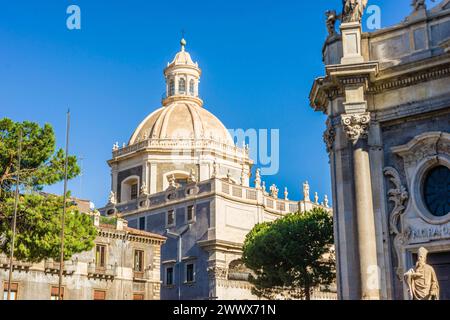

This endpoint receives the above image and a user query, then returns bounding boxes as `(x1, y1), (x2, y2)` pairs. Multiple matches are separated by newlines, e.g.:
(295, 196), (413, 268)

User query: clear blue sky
(0, 0), (433, 207)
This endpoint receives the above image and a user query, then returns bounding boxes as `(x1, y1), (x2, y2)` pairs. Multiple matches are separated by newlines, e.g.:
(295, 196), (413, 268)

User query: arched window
(169, 79), (175, 96)
(189, 80), (195, 96)
(121, 176), (140, 203)
(179, 78), (186, 94)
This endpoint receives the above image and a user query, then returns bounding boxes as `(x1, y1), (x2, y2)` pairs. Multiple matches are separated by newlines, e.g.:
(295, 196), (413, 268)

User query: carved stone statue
(168, 174), (177, 188)
(303, 181), (310, 201)
(108, 191), (117, 205)
(404, 247), (440, 300)
(140, 182), (149, 195)
(324, 194), (329, 208)
(314, 192), (319, 204)
(240, 165), (247, 186)
(189, 169), (197, 183)
(254, 168), (261, 189)
(262, 181), (267, 194)
(212, 161), (219, 178)
(342, 0), (368, 23)
(270, 184), (279, 199)
(326, 10), (338, 37)
(226, 170), (233, 183)
(284, 187), (289, 200)
(412, 0), (426, 11)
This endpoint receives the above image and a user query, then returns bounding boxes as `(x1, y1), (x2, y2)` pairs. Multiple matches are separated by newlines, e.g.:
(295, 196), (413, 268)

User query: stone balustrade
(112, 138), (249, 160)
(105, 177), (331, 218)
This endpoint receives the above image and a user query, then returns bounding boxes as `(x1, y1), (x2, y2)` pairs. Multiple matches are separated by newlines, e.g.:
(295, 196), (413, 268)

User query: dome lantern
(163, 38), (202, 107)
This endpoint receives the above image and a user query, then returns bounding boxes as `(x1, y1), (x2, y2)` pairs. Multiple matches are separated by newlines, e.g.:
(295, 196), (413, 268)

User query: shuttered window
(3, 283), (18, 300)
(96, 245), (106, 268)
(133, 294), (144, 300)
(134, 250), (144, 272)
(93, 290), (106, 300)
(50, 286), (64, 300)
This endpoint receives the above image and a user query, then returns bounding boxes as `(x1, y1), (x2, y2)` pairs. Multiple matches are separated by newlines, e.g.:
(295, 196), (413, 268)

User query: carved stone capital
(207, 266), (227, 280)
(323, 118), (336, 153)
(341, 112), (371, 141)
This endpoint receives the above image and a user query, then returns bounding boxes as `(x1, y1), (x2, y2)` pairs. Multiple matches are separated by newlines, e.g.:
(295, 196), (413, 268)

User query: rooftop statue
(342, 0), (368, 23)
(412, 0), (426, 11)
(325, 10), (338, 37)
(108, 191), (117, 205)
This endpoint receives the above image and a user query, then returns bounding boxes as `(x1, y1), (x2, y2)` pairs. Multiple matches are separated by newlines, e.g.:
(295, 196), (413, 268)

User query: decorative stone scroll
(323, 118), (336, 153)
(384, 166), (410, 279)
(341, 112), (371, 141)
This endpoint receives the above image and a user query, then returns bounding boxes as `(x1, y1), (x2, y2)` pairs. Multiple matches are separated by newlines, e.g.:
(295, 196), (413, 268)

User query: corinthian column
(341, 112), (380, 300)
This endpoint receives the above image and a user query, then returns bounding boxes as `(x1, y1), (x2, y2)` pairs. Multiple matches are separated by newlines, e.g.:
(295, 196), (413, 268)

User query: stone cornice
(97, 228), (166, 245)
(197, 239), (243, 254)
(391, 131), (450, 168)
(310, 57), (450, 113)
(374, 93), (450, 123)
(368, 59), (450, 94)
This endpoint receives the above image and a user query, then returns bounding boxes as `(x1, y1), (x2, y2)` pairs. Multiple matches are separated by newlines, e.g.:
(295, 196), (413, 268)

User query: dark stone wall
(126, 199), (212, 300)
(117, 166), (143, 201)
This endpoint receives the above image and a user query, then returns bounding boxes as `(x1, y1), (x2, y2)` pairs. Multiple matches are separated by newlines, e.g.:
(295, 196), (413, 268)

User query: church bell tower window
(179, 78), (186, 94)
(189, 79), (195, 96)
(169, 79), (175, 96)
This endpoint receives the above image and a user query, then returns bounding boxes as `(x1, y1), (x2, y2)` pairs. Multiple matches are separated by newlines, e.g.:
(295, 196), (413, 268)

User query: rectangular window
(50, 286), (64, 300)
(186, 263), (195, 283)
(167, 210), (175, 227)
(93, 290), (106, 300)
(134, 250), (144, 272)
(139, 216), (146, 231)
(95, 244), (106, 268)
(187, 205), (195, 223)
(3, 282), (18, 300)
(131, 183), (138, 200)
(166, 267), (174, 286)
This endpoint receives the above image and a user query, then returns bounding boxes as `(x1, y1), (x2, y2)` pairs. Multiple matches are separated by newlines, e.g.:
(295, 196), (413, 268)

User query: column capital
(341, 112), (371, 142)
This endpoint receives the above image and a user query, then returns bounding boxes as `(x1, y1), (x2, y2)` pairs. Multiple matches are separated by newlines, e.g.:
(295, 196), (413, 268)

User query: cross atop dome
(163, 38), (202, 107)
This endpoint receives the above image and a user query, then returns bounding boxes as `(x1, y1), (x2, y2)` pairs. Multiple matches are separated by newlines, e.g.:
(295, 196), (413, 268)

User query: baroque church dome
(128, 38), (234, 146)
(129, 101), (234, 144)
(108, 38), (252, 200)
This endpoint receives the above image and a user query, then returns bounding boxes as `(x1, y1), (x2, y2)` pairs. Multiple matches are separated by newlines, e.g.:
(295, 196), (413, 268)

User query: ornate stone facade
(310, 1), (450, 300)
